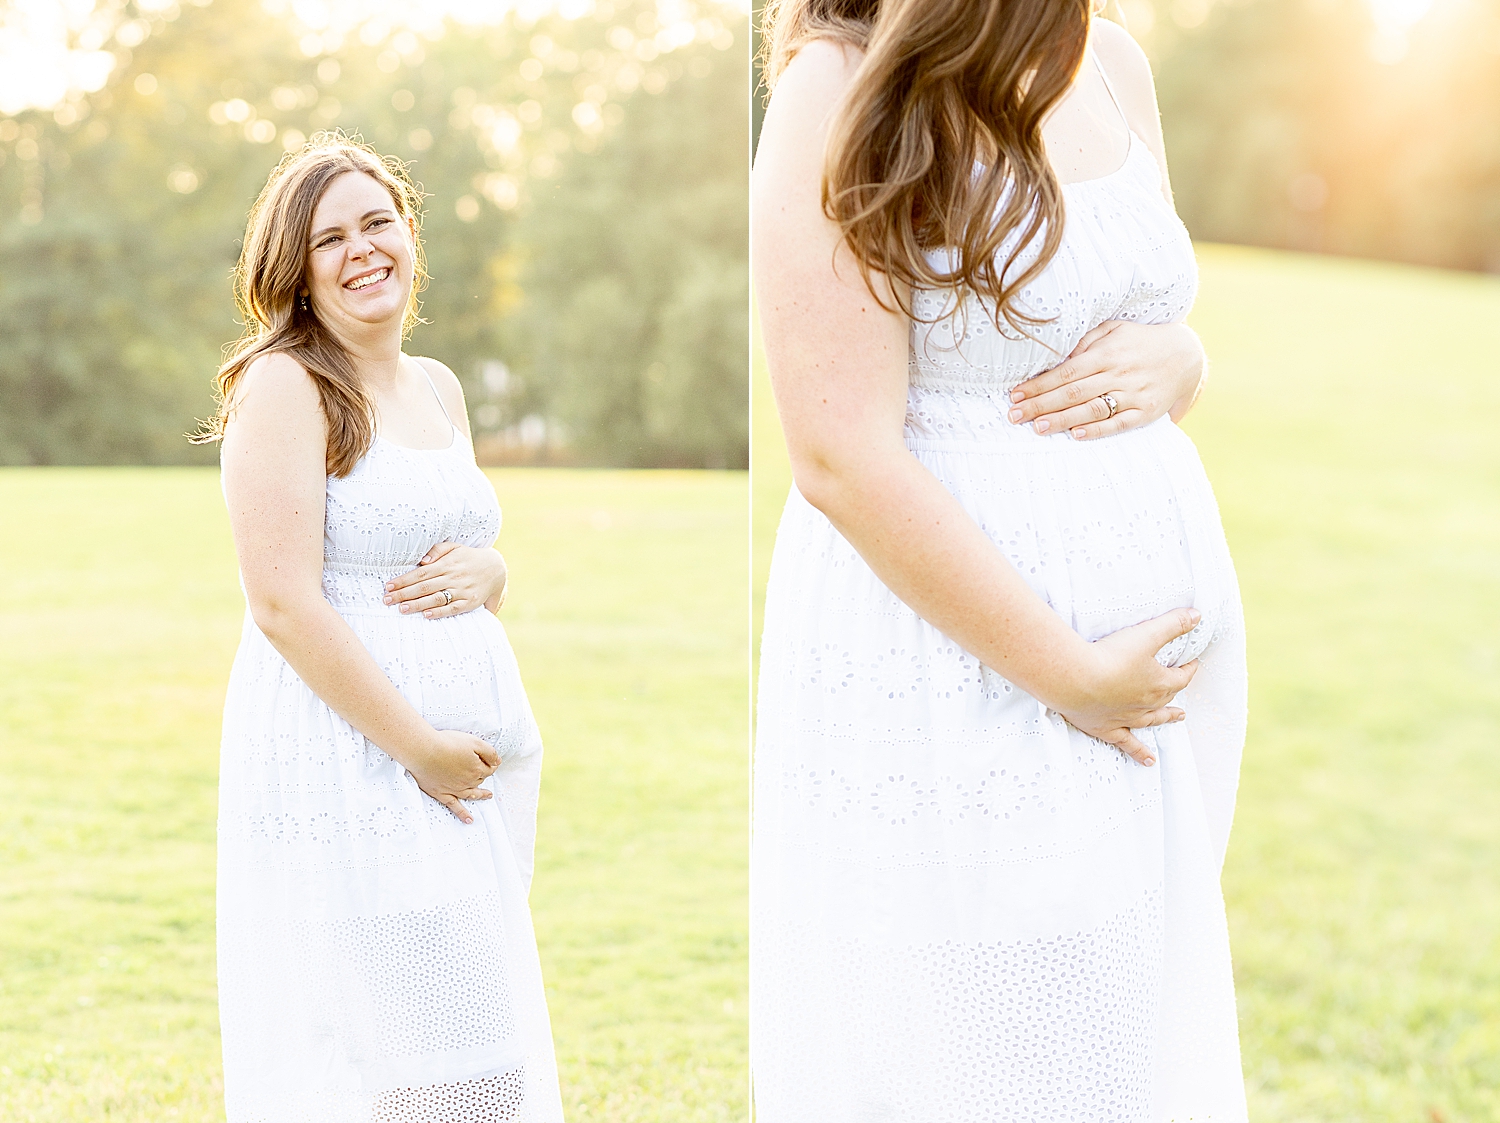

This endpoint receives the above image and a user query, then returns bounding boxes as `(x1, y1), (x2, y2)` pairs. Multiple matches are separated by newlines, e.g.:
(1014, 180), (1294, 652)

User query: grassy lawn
(752, 244), (1500, 1121)
(0, 467), (748, 1122)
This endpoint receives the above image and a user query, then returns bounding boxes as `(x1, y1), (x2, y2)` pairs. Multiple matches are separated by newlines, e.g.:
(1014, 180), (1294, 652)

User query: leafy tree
(1148, 0), (1500, 270)
(0, 0), (748, 467)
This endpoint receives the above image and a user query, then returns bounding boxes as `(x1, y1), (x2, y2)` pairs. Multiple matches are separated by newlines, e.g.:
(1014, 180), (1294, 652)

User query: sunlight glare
(0, 0), (113, 115)
(1366, 0), (1437, 62)
(0, 0), (744, 116)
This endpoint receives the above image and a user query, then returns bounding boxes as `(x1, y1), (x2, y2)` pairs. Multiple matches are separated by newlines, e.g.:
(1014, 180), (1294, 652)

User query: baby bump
(913, 418), (1239, 667)
(344, 609), (541, 761)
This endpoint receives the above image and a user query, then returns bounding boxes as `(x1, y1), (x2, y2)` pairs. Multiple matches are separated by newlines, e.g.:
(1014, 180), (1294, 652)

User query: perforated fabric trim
(218, 434), (562, 1122)
(752, 119), (1248, 1120)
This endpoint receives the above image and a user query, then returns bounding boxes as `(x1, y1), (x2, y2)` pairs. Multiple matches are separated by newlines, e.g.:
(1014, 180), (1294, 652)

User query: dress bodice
(320, 431), (500, 612)
(907, 131), (1197, 399)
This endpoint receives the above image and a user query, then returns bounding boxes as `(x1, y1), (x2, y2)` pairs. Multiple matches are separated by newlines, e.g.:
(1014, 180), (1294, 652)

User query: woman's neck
(327, 321), (405, 391)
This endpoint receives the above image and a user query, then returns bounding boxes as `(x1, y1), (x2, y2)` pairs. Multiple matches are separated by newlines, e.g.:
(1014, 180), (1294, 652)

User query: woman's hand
(405, 729), (499, 823)
(1052, 607), (1202, 767)
(1007, 320), (1206, 440)
(384, 543), (508, 618)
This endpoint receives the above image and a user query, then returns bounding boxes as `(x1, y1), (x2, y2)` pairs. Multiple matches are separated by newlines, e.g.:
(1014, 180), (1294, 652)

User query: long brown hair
(194, 133), (428, 477)
(761, 0), (1092, 333)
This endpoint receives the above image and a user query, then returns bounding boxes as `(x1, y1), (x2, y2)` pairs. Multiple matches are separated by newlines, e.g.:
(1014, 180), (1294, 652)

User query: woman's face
(303, 170), (414, 333)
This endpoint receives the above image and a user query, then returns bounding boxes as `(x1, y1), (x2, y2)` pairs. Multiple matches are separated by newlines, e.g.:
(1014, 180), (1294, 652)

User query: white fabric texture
(217, 421), (563, 1123)
(751, 85), (1250, 1123)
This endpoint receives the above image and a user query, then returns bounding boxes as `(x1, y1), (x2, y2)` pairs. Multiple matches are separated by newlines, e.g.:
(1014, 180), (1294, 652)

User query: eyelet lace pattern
(753, 127), (1250, 1121)
(218, 434), (563, 1122)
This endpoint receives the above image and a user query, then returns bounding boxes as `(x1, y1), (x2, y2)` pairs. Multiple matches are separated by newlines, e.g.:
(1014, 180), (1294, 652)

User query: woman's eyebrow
(309, 208), (396, 242)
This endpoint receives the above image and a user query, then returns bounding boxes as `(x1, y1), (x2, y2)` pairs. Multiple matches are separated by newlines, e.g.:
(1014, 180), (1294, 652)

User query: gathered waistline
(908, 369), (1037, 394)
(905, 417), (1176, 455)
(323, 560), (416, 576)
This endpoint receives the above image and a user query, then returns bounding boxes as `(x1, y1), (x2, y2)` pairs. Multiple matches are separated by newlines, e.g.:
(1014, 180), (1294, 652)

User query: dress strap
(408, 356), (455, 428)
(1090, 44), (1131, 137)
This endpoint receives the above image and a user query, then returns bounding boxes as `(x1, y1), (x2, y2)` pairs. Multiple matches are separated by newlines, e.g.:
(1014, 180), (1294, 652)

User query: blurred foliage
(0, 0), (748, 467)
(1142, 0), (1500, 272)
(750, 0), (1500, 273)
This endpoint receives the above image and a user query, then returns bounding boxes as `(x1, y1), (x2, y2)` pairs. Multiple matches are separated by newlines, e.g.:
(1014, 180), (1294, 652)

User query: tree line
(752, 0), (1500, 272)
(0, 0), (748, 468)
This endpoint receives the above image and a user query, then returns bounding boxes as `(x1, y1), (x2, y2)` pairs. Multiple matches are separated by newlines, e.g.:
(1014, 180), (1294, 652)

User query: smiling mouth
(344, 267), (391, 291)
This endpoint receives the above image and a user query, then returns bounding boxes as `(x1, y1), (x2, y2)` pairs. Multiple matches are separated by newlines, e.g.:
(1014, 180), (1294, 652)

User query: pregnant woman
(202, 138), (562, 1122)
(753, 2), (1247, 1120)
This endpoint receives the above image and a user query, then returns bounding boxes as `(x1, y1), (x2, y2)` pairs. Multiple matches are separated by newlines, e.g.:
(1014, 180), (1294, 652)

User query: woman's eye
(369, 218), (391, 231)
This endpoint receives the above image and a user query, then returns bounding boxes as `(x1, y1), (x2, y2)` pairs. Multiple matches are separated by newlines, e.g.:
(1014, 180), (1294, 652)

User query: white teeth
(346, 268), (389, 291)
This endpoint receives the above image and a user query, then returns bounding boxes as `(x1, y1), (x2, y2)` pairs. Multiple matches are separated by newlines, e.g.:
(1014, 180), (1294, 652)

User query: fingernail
(421, 556), (430, 564)
(424, 610), (433, 618)
(1188, 609), (1202, 624)
(399, 605), (409, 613)
(1143, 756), (1156, 766)
(1034, 419), (1049, 433)
(383, 596), (393, 604)
(1071, 428), (1086, 439)
(1008, 409), (1023, 422)
(384, 582), (393, 590)
(1009, 390), (1023, 402)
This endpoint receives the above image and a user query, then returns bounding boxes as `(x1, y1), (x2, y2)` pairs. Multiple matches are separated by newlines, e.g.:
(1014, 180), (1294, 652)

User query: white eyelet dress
(216, 372), (563, 1123)
(752, 60), (1250, 1123)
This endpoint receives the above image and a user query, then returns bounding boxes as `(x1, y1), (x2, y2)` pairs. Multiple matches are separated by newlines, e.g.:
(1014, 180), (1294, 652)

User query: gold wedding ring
(1100, 393), (1119, 418)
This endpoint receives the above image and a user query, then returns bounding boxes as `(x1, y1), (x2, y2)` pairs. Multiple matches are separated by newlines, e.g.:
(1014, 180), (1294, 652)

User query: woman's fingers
(1133, 606), (1202, 654)
(1068, 320), (1125, 358)
(387, 567), (455, 599)
(1067, 409), (1146, 441)
(1008, 361), (1109, 418)
(422, 598), (470, 619)
(392, 587), (478, 618)
(1028, 391), (1125, 435)
(396, 590), (448, 614)
(1164, 658), (1199, 692)
(454, 787), (493, 801)
(436, 793), (475, 824)
(386, 545), (464, 595)
(1140, 706), (1186, 727)
(1008, 349), (1109, 402)
(390, 576), (475, 614)
(419, 541), (461, 566)
(1101, 728), (1156, 767)
(474, 742), (500, 770)
(1011, 374), (1110, 427)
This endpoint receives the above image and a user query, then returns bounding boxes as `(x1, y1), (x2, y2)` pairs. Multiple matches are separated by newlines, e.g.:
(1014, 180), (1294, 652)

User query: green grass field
(0, 468), (748, 1122)
(753, 244), (1500, 1122)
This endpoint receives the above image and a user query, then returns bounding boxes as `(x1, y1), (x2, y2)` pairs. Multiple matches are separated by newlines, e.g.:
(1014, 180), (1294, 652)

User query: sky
(0, 0), (1438, 116)
(0, 0), (742, 115)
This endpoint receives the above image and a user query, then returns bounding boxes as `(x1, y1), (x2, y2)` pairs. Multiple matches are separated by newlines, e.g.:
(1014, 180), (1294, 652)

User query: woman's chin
(324, 292), (408, 330)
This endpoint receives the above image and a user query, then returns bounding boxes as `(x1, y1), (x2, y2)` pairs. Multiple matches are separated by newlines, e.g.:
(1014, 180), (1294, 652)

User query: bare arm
(221, 353), (497, 821)
(754, 43), (1199, 762)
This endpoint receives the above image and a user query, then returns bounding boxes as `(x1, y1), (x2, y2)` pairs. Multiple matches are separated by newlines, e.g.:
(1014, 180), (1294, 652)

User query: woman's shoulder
(409, 354), (460, 388)
(774, 37), (864, 101)
(1090, 19), (1157, 109)
(408, 355), (471, 433)
(231, 350), (320, 414)
(756, 37), (865, 175)
(409, 355), (464, 406)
